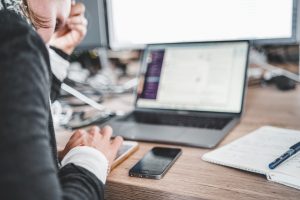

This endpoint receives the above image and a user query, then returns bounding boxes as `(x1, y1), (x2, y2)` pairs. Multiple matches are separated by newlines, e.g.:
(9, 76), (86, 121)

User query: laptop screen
(136, 41), (249, 114)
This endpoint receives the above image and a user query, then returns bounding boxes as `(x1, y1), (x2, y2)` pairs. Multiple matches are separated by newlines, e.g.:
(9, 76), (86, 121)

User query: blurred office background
(54, 0), (300, 129)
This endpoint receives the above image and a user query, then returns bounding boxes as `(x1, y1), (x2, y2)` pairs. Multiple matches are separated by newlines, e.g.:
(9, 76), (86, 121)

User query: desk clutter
(202, 126), (300, 190)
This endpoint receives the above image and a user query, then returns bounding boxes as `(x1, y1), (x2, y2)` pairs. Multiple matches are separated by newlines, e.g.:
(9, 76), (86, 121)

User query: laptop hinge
(134, 108), (240, 118)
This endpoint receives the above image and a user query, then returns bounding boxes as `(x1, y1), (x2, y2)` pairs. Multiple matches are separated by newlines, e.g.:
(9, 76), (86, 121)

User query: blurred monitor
(106, 0), (299, 50)
(76, 0), (108, 50)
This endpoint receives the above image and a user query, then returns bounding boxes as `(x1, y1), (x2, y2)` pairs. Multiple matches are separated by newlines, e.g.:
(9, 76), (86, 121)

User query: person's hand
(50, 1), (88, 55)
(58, 126), (123, 166)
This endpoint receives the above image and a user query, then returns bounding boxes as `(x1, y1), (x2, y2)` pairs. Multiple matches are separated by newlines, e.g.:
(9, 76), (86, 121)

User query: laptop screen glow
(136, 42), (249, 113)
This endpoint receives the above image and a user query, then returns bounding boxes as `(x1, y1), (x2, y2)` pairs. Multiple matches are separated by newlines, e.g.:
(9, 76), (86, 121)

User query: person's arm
(48, 1), (120, 186)
(49, 2), (87, 55)
(49, 46), (70, 101)
(0, 10), (106, 200)
(49, 2), (87, 102)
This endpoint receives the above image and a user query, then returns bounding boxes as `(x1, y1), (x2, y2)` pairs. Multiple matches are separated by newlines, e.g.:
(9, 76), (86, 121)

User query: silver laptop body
(107, 41), (249, 148)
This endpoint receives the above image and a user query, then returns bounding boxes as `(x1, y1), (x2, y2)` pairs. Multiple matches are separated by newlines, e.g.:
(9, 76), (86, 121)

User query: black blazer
(0, 10), (104, 200)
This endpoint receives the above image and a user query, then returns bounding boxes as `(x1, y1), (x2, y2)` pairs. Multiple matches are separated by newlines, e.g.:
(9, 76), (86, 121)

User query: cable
(87, 76), (138, 94)
(250, 49), (300, 82)
(61, 83), (107, 111)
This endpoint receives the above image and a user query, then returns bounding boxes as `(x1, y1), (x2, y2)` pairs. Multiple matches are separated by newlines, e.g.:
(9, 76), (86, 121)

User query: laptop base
(107, 117), (239, 148)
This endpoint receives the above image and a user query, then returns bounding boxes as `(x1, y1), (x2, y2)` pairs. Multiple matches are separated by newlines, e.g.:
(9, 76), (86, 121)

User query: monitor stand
(98, 47), (110, 70)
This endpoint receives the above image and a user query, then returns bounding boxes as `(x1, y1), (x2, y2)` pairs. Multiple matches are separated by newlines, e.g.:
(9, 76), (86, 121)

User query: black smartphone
(129, 147), (182, 179)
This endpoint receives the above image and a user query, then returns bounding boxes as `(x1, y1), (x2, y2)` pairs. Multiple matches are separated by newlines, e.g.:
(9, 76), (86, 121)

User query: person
(0, 0), (123, 199)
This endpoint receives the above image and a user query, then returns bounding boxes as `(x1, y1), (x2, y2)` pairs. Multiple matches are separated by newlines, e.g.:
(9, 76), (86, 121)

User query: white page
(202, 126), (300, 175)
(268, 151), (300, 189)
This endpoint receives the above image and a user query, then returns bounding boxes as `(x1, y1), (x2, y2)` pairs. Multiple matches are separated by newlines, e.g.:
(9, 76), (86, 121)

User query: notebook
(202, 126), (300, 190)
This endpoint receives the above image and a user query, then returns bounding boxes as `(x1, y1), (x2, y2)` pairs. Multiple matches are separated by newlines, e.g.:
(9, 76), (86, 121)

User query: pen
(269, 141), (300, 170)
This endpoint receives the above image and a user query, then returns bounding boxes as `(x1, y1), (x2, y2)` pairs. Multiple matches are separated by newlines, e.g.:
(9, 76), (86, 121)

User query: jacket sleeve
(0, 10), (104, 200)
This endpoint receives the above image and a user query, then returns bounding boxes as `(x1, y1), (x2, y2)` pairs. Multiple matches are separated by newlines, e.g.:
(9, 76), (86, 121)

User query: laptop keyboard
(121, 112), (233, 130)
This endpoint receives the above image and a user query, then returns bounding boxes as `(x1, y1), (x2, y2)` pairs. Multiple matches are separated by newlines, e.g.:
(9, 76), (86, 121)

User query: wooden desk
(56, 86), (300, 200)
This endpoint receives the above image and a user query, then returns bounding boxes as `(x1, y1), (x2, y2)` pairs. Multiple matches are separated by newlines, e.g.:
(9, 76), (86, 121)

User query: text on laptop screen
(136, 42), (248, 113)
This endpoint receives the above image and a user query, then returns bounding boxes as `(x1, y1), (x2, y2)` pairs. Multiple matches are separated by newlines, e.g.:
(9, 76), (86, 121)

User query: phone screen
(116, 142), (135, 159)
(129, 147), (182, 179)
(111, 141), (139, 170)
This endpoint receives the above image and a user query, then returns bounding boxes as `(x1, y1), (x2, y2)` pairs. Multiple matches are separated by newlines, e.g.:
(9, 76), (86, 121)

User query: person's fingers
(70, 3), (85, 16)
(68, 23), (87, 38)
(68, 129), (86, 142)
(89, 126), (100, 135)
(101, 126), (113, 140)
(86, 133), (95, 145)
(68, 137), (86, 148)
(67, 130), (88, 146)
(67, 15), (88, 26)
(111, 136), (124, 153)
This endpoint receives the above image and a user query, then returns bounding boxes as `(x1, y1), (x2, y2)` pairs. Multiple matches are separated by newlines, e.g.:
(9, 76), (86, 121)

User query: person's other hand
(58, 126), (123, 166)
(50, 1), (87, 55)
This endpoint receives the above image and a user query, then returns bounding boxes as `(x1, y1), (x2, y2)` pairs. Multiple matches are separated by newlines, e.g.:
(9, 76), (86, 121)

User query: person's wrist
(52, 45), (74, 55)
(61, 146), (109, 183)
(61, 46), (75, 55)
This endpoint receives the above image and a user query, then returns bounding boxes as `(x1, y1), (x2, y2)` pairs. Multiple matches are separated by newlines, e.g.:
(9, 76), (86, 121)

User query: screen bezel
(254, 0), (299, 45)
(105, 0), (298, 50)
(76, 0), (109, 50)
(134, 40), (250, 116)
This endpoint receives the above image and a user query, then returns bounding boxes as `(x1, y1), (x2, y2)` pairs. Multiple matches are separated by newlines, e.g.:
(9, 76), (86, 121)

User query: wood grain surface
(56, 86), (300, 200)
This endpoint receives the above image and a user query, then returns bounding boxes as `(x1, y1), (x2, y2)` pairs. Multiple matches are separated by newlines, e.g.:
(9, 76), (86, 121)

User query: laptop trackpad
(114, 123), (184, 141)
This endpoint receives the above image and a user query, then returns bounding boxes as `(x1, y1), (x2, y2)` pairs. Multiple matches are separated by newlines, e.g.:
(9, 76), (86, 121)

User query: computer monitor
(106, 0), (299, 50)
(76, 0), (108, 50)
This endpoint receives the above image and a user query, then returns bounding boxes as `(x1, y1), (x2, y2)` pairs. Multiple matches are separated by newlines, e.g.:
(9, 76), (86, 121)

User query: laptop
(107, 41), (250, 148)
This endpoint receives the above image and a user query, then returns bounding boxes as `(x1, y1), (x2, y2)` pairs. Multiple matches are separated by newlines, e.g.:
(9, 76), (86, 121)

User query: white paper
(202, 126), (300, 189)
(268, 152), (300, 190)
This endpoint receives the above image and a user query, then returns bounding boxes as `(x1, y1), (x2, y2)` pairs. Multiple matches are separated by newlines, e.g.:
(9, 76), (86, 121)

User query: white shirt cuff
(49, 48), (70, 81)
(61, 146), (109, 184)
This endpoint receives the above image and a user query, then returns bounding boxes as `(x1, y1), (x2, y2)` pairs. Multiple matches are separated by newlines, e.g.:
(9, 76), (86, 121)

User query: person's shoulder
(0, 9), (27, 26)
(2, 10), (51, 71)
(0, 9), (51, 82)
